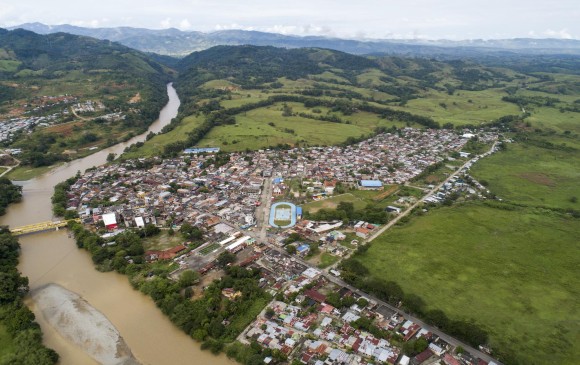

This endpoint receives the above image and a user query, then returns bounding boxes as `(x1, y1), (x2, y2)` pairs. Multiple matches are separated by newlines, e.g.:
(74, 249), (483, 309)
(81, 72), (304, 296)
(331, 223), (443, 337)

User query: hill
(0, 28), (173, 175)
(10, 23), (580, 57)
(125, 45), (578, 158)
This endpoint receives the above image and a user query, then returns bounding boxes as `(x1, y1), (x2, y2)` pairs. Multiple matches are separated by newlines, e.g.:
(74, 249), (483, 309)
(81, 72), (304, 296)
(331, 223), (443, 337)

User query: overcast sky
(1, 0), (578, 40)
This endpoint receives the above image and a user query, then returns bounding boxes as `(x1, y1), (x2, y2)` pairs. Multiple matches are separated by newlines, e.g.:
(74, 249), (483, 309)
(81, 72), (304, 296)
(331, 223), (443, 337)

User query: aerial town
(62, 127), (502, 365)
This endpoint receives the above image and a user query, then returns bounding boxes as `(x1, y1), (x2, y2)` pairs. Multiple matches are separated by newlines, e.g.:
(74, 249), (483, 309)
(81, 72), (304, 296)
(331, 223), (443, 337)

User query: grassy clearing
(391, 89), (520, 126)
(526, 108), (580, 134)
(142, 231), (185, 251)
(471, 142), (580, 210)
(359, 202), (580, 365)
(122, 115), (205, 159)
(302, 193), (366, 213)
(5, 165), (54, 180)
(318, 252), (340, 269)
(196, 104), (373, 151)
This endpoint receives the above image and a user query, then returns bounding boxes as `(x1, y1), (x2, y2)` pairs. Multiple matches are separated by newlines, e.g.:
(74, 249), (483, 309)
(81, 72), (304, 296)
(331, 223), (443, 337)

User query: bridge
(10, 219), (81, 236)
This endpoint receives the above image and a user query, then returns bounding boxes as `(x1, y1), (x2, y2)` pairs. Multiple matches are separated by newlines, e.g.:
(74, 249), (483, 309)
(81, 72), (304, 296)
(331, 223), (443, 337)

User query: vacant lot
(302, 193), (366, 213)
(471, 142), (580, 210)
(358, 202), (580, 365)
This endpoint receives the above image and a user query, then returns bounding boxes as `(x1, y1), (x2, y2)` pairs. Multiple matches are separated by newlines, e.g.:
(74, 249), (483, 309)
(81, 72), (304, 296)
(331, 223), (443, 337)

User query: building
(359, 180), (384, 190)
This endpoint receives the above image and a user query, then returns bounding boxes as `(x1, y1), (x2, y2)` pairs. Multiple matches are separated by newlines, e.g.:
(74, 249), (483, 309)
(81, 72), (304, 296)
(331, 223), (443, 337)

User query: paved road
(325, 139), (499, 273)
(367, 139), (498, 243)
(248, 142), (503, 364)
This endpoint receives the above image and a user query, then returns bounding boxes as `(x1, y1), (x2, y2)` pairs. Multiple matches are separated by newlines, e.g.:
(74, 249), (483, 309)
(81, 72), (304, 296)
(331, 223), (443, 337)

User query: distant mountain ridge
(9, 22), (580, 57)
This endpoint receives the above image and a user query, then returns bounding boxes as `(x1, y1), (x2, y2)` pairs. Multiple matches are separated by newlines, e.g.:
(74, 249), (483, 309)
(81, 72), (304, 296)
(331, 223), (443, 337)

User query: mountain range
(9, 22), (580, 57)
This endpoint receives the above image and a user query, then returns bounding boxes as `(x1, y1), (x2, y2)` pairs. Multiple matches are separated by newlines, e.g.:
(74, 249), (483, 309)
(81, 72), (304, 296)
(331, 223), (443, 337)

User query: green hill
(0, 28), (173, 174)
(126, 45), (578, 158)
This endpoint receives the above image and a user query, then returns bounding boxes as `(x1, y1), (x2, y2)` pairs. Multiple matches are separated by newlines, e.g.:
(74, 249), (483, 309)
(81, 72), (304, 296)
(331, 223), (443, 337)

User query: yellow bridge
(10, 219), (81, 236)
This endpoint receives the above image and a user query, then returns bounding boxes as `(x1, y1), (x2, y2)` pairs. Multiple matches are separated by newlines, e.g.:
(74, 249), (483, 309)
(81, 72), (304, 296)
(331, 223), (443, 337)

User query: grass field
(471, 142), (580, 210)
(390, 89), (521, 126)
(122, 114), (205, 159)
(317, 252), (340, 269)
(358, 202), (580, 364)
(199, 243), (220, 256)
(6, 165), (54, 180)
(196, 103), (384, 151)
(302, 193), (367, 213)
(526, 108), (580, 134)
(142, 231), (185, 251)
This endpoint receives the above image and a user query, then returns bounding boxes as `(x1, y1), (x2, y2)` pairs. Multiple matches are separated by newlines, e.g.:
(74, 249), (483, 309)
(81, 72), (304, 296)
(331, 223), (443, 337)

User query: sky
(1, 0), (579, 40)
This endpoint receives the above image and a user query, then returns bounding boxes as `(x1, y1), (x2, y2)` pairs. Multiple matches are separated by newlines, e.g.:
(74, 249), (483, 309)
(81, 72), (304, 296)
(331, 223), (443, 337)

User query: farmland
(354, 202), (580, 365)
(471, 139), (580, 210)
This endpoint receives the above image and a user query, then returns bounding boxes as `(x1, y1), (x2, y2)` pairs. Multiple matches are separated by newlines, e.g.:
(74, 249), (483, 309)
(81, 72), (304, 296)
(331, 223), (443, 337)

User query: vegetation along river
(0, 84), (232, 365)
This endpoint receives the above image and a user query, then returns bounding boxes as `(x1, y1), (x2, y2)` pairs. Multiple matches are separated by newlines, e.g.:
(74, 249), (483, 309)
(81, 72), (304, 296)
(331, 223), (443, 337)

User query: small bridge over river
(10, 219), (81, 236)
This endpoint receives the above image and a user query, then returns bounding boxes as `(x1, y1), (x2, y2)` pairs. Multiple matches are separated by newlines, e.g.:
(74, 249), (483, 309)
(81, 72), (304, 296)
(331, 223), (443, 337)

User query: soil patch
(518, 172), (555, 186)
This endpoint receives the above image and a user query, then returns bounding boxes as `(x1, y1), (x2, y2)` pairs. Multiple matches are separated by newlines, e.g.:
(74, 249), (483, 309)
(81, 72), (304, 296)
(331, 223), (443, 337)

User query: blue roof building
(297, 244), (310, 255)
(183, 147), (220, 154)
(359, 180), (383, 189)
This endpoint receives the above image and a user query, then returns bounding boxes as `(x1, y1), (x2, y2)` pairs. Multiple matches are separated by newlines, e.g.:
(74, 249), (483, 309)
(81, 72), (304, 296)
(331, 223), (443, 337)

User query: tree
(285, 245), (297, 255)
(180, 223), (203, 240)
(178, 270), (199, 288)
(106, 153), (116, 162)
(217, 251), (236, 267)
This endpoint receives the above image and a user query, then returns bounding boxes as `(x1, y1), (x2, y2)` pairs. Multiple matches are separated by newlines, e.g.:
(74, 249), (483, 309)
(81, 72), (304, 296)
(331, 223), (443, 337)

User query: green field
(6, 165), (54, 180)
(391, 89), (521, 126)
(199, 243), (220, 256)
(122, 115), (205, 159)
(303, 193), (367, 213)
(358, 202), (580, 364)
(196, 103), (399, 151)
(471, 142), (580, 210)
(318, 252), (340, 269)
(143, 231), (185, 251)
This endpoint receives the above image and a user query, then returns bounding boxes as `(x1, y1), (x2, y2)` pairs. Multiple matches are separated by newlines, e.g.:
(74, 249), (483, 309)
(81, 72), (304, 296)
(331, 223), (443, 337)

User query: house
(102, 212), (118, 230)
(324, 180), (337, 195)
(355, 227), (371, 239)
(296, 244), (310, 256)
(304, 289), (326, 304)
(443, 354), (461, 365)
(399, 355), (410, 365)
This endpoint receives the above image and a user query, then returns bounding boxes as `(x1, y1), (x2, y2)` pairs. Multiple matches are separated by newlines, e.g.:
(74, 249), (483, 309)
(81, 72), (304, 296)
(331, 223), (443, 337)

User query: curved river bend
(0, 84), (231, 365)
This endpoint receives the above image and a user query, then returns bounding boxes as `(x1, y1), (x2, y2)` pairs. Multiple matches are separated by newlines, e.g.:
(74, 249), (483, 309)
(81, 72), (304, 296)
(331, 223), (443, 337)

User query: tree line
(66, 221), (275, 364)
(0, 228), (59, 365)
(339, 254), (489, 350)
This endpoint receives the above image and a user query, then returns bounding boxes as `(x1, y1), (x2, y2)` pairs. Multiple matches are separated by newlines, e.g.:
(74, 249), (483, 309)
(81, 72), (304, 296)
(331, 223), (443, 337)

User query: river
(0, 84), (232, 365)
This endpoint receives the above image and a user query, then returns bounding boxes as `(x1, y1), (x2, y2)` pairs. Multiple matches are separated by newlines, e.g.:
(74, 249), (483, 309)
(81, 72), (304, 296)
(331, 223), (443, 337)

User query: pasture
(358, 202), (580, 365)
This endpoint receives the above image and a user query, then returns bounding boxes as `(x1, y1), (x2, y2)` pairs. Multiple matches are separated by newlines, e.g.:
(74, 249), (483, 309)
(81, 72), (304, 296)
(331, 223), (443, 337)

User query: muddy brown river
(0, 84), (232, 365)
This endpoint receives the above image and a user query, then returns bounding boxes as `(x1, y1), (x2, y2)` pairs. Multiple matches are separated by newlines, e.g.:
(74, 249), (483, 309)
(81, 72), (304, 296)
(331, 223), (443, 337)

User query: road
(366, 139), (498, 243)
(248, 142), (503, 364)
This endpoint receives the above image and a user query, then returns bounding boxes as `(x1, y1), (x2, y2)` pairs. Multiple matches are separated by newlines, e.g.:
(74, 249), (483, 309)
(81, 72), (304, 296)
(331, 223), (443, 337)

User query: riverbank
(31, 284), (139, 365)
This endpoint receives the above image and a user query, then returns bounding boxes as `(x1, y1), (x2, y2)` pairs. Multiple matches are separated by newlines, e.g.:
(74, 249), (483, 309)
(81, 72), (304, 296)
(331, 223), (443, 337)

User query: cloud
(70, 19), (109, 28)
(179, 19), (191, 30)
(160, 17), (171, 28)
(543, 28), (573, 39)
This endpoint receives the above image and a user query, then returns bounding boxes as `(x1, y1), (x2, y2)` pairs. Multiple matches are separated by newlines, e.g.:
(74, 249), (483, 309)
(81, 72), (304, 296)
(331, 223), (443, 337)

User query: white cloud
(160, 18), (172, 29)
(544, 28), (573, 39)
(179, 19), (191, 30)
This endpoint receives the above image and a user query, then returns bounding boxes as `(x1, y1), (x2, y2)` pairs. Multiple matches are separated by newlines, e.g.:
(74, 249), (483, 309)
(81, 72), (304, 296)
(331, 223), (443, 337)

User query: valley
(0, 24), (578, 365)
